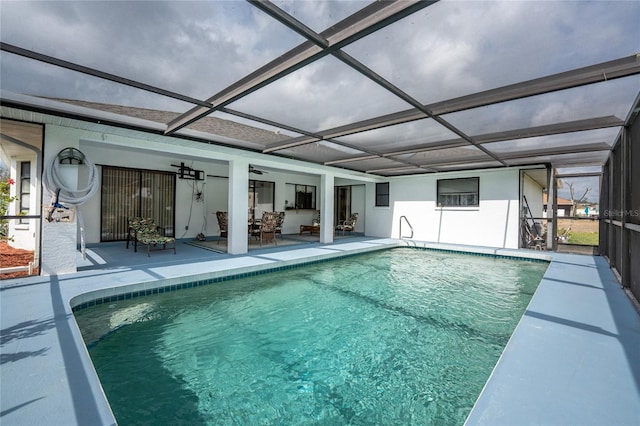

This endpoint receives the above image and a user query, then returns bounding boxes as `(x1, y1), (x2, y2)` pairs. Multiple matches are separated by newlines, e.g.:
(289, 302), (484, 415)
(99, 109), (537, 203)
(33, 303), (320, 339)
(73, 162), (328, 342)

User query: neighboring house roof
(543, 194), (573, 206)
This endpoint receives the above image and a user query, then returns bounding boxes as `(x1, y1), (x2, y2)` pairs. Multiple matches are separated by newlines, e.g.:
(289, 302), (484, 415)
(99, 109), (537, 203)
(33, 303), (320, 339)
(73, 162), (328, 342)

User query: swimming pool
(75, 248), (548, 425)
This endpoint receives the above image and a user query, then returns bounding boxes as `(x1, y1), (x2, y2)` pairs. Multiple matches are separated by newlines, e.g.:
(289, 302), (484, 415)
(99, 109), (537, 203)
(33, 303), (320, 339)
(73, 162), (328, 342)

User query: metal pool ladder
(399, 216), (414, 240)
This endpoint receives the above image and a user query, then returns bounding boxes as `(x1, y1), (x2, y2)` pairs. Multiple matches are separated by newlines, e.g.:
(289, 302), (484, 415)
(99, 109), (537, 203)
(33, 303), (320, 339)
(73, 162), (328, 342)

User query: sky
(1, 1), (638, 121)
(1, 0), (639, 196)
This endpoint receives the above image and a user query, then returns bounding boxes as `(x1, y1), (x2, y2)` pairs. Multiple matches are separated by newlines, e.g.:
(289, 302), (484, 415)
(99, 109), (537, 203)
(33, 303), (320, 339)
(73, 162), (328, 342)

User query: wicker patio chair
(215, 211), (228, 244)
(275, 211), (286, 239)
(257, 211), (279, 247)
(336, 212), (358, 235)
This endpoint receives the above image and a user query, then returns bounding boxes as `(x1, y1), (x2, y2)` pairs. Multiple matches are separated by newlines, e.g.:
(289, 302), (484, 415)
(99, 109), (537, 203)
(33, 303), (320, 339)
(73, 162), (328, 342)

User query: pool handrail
(400, 215), (414, 239)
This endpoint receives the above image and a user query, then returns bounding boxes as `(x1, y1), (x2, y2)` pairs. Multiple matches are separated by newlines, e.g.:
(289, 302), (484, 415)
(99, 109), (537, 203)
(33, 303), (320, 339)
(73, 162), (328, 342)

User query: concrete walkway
(466, 252), (640, 425)
(1, 239), (639, 425)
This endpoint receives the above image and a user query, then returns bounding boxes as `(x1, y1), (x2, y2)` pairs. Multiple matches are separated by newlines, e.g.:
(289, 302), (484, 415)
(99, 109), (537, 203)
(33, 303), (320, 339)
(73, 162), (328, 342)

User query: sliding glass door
(101, 166), (175, 242)
(335, 185), (352, 226)
(249, 180), (275, 221)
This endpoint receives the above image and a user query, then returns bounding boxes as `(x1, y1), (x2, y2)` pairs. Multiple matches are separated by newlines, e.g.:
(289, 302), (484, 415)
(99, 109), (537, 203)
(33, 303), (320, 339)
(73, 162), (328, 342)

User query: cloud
(1, 0), (638, 140)
(0, 1), (300, 105)
(272, 0), (366, 33)
(345, 1), (639, 104)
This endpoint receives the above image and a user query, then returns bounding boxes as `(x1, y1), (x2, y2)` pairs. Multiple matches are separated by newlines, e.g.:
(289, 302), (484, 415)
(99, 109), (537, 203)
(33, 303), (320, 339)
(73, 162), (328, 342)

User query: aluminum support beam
(0, 42), (212, 108)
(324, 116), (622, 166)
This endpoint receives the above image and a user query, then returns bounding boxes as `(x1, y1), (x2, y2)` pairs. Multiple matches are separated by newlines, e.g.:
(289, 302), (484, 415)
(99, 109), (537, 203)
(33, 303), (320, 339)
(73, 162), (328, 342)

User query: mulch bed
(0, 241), (38, 279)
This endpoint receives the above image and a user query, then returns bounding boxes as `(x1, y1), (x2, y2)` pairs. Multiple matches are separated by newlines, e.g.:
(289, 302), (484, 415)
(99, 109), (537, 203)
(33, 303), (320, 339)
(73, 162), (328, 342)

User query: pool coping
(70, 240), (550, 313)
(70, 239), (403, 312)
(2, 239), (639, 425)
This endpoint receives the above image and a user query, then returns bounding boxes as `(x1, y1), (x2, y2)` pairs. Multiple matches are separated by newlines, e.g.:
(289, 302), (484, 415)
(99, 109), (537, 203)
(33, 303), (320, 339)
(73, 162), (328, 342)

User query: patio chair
(336, 212), (358, 235)
(558, 223), (572, 244)
(275, 211), (285, 239)
(524, 221), (546, 250)
(127, 217), (176, 257)
(215, 211), (228, 244)
(257, 211), (279, 247)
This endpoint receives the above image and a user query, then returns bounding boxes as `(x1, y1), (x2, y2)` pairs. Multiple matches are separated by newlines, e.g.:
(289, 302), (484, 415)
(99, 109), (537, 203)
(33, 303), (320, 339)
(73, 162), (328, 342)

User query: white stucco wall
(366, 169), (522, 249)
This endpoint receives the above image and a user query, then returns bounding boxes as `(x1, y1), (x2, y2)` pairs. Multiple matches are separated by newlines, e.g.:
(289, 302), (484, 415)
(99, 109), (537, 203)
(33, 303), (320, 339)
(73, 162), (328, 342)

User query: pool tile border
(410, 246), (551, 263)
(71, 241), (549, 312)
(70, 242), (396, 311)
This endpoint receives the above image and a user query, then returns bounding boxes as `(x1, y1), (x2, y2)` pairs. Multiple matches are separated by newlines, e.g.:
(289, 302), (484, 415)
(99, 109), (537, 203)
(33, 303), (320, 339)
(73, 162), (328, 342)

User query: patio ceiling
(1, 0), (639, 177)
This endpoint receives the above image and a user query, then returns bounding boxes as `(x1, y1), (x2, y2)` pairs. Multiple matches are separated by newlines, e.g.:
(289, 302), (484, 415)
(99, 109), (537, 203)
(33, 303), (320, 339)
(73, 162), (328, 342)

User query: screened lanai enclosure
(2, 0), (638, 173)
(1, 1), (639, 294)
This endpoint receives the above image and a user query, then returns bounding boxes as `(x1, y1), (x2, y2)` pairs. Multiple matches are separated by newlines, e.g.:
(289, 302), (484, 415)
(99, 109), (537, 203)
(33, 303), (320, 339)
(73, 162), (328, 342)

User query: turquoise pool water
(75, 248), (548, 425)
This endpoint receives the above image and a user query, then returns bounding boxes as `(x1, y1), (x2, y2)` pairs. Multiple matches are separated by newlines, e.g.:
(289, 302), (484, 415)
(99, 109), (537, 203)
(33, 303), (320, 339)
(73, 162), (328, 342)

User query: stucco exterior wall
(366, 169), (522, 249)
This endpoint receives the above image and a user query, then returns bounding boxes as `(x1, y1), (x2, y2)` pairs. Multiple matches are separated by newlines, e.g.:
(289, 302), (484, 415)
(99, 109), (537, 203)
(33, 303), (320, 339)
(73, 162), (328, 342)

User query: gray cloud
(1, 0), (638, 141)
(1, 1), (301, 105)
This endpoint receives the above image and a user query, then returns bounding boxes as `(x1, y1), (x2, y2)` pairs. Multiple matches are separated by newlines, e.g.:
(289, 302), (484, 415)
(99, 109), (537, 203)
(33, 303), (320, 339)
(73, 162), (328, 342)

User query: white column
(320, 173), (334, 244)
(41, 129), (80, 275)
(228, 158), (249, 255)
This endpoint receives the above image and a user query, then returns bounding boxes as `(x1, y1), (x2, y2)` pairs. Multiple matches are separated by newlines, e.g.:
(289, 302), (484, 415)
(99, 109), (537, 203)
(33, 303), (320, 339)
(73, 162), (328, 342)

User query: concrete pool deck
(1, 238), (639, 425)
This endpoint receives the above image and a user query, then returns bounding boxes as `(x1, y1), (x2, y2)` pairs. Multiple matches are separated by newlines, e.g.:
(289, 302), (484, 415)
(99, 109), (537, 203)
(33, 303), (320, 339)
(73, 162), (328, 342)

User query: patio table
(299, 224), (320, 235)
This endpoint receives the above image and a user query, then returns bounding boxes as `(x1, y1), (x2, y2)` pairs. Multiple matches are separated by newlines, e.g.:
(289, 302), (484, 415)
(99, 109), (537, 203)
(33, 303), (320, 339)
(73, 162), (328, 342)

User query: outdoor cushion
(127, 217), (176, 257)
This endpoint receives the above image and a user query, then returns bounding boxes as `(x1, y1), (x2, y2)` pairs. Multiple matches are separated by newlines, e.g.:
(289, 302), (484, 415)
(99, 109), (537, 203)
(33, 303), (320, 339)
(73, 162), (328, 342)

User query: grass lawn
(568, 231), (599, 245)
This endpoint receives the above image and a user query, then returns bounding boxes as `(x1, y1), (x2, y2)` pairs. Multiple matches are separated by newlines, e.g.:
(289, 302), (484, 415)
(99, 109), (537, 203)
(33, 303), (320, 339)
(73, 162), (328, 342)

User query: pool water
(75, 248), (548, 425)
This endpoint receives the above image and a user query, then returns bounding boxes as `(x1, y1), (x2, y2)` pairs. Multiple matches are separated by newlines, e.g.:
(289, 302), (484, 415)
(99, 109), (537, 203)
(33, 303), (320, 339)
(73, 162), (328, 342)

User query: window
(437, 177), (479, 207)
(296, 185), (316, 209)
(285, 184), (316, 210)
(376, 182), (389, 207)
(101, 166), (175, 242)
(19, 161), (31, 224)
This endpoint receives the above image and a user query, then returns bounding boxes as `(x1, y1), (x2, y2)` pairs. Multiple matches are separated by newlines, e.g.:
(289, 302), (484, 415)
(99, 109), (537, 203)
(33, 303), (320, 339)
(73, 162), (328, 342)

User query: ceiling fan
(249, 165), (266, 175)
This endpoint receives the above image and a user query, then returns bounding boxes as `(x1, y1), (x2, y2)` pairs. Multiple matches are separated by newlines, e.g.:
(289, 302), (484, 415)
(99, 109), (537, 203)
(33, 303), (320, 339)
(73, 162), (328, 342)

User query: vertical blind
(100, 166), (175, 242)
